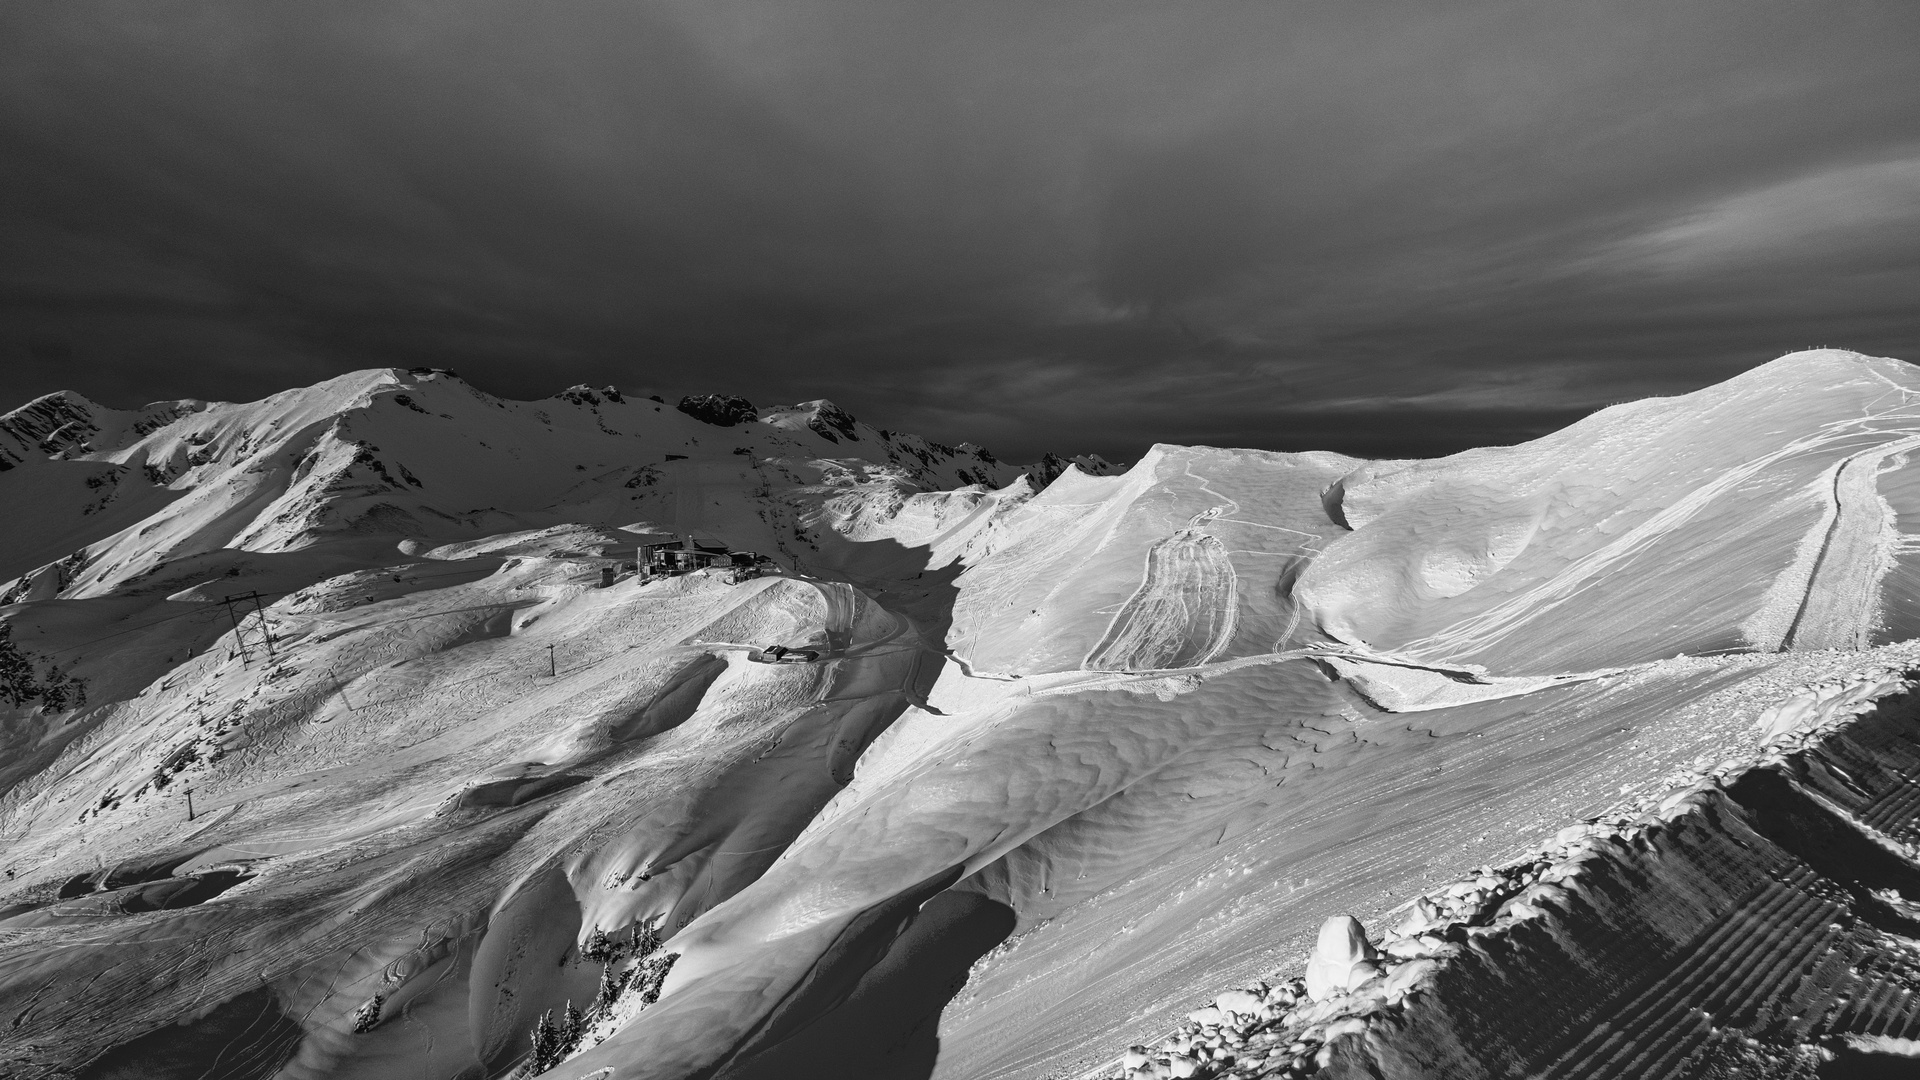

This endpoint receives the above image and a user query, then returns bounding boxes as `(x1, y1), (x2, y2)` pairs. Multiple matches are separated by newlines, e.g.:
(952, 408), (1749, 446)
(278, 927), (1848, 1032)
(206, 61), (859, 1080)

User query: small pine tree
(558, 1001), (583, 1055)
(527, 1010), (560, 1071)
(594, 962), (632, 1012)
(631, 920), (661, 959)
(350, 994), (384, 1033)
(520, 1001), (587, 1076)
(634, 952), (679, 1006)
(39, 665), (69, 711)
(580, 927), (615, 963)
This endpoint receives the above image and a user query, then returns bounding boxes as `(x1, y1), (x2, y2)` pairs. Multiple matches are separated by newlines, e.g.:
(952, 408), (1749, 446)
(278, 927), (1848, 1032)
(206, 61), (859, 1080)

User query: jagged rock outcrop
(675, 394), (759, 427)
(0, 391), (203, 471)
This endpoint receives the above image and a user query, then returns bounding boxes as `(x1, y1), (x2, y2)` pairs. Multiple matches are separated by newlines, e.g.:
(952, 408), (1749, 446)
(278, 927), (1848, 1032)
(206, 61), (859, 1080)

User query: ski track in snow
(1781, 435), (1920, 650)
(1401, 402), (1920, 664)
(1084, 533), (1238, 672)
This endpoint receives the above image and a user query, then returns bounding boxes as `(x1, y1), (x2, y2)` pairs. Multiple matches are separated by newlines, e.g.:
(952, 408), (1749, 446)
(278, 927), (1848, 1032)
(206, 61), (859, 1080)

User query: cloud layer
(3, 0), (1917, 461)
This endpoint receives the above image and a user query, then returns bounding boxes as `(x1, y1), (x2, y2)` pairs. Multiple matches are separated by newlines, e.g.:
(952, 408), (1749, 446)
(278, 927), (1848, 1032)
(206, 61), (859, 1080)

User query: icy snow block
(1305, 915), (1377, 1001)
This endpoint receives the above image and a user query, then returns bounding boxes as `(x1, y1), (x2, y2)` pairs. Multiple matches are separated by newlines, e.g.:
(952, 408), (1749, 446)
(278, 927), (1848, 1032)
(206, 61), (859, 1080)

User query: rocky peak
(1024, 452), (1118, 486)
(555, 385), (625, 408)
(0, 392), (104, 468)
(676, 394), (758, 427)
(761, 399), (860, 443)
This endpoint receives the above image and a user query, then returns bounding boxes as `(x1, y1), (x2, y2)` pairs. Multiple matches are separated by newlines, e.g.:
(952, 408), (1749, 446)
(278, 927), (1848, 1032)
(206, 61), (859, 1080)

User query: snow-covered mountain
(8, 352), (1920, 1080)
(0, 369), (1111, 604)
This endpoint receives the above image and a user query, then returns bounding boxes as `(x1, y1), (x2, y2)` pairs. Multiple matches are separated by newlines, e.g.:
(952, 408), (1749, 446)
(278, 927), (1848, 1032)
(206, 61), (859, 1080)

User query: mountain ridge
(7, 350), (1920, 1080)
(0, 367), (1118, 603)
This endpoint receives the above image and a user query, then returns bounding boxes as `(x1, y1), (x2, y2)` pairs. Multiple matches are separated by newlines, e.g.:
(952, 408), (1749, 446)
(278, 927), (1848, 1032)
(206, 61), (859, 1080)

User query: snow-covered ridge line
(0, 369), (1120, 604)
(1, 373), (1114, 490)
(0, 390), (204, 471)
(1092, 661), (1920, 1079)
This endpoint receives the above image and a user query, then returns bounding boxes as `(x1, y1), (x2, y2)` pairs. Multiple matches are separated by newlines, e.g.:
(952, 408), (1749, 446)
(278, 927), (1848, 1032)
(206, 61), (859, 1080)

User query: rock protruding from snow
(759, 399), (861, 443)
(0, 392), (104, 466)
(676, 395), (758, 427)
(0, 391), (202, 471)
(1026, 451), (1102, 487)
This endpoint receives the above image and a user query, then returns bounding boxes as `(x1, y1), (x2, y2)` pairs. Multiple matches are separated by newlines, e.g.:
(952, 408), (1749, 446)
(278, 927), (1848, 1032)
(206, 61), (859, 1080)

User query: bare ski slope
(4, 350), (1920, 1080)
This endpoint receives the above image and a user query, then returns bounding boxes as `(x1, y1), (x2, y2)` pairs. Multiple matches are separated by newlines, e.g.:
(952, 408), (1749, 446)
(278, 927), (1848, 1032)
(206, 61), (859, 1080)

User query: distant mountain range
(0, 368), (1116, 603)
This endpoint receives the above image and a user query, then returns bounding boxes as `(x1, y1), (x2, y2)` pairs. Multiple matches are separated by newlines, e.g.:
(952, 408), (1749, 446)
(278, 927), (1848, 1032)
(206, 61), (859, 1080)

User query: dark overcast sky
(3, 1), (1917, 462)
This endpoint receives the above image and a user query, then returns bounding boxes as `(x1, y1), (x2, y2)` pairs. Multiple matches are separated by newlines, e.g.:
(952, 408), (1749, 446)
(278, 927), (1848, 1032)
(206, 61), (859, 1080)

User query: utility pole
(184, 787), (194, 822)
(328, 668), (355, 711)
(547, 644), (557, 677)
(221, 592), (278, 665)
(249, 592), (277, 662)
(222, 595), (252, 665)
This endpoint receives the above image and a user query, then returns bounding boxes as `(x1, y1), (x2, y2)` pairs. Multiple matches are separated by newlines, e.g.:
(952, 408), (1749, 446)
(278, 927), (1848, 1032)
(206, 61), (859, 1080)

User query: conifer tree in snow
(526, 1010), (561, 1072)
(558, 1001), (584, 1055)
(0, 624), (86, 711)
(39, 664), (83, 711)
(0, 624), (40, 708)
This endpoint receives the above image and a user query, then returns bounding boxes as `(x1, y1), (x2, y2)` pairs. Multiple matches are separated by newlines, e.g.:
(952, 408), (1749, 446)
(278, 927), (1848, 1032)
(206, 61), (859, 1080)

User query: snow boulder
(1305, 915), (1380, 1001)
(1213, 989), (1263, 1018)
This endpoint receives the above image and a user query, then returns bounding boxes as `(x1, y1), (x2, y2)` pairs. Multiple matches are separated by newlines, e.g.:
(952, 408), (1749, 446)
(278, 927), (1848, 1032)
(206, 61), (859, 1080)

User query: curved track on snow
(1084, 532), (1238, 672)
(1783, 436), (1920, 650)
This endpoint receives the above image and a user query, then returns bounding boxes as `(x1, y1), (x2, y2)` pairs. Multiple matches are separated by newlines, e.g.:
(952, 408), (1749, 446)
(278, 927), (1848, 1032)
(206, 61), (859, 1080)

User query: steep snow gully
(11, 351), (1920, 1080)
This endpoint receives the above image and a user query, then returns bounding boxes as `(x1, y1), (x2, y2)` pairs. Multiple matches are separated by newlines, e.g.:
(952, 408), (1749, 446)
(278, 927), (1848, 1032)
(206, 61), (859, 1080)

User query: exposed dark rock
(1025, 453), (1074, 486)
(677, 395), (758, 427)
(1, 392), (100, 466)
(806, 401), (860, 443)
(557, 385), (624, 408)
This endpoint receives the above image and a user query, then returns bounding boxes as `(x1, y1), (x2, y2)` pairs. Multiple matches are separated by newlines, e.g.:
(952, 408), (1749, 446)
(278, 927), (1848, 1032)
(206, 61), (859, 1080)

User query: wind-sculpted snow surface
(12, 350), (1920, 1080)
(1300, 350), (1920, 673)
(945, 444), (1352, 677)
(1095, 667), (1920, 1079)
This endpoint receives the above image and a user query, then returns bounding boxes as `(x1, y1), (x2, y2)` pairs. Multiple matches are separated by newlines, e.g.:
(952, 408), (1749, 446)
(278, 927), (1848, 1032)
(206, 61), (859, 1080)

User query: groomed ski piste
(6, 350), (1920, 1079)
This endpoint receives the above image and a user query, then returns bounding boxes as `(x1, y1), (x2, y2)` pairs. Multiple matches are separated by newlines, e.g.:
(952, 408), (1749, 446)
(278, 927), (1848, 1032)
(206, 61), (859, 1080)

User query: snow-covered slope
(0, 370), (1110, 602)
(1298, 350), (1920, 672)
(6, 351), (1920, 1080)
